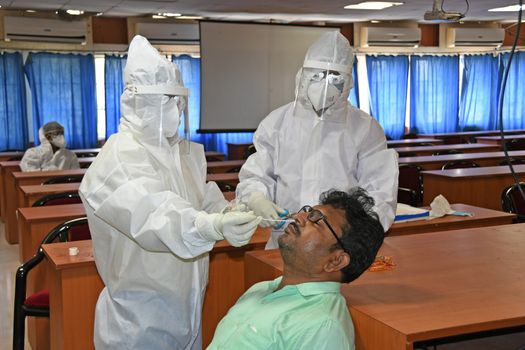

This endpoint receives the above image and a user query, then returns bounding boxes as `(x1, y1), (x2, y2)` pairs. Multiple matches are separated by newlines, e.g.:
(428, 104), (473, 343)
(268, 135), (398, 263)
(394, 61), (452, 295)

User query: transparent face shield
(294, 60), (351, 120)
(126, 83), (190, 153)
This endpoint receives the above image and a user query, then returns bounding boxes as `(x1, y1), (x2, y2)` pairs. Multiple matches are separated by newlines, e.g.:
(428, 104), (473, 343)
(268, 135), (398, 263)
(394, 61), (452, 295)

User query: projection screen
(199, 21), (338, 132)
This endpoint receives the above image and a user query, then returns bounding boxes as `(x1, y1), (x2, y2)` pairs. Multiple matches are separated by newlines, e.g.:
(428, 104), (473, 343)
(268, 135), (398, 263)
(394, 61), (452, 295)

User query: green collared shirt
(206, 277), (354, 350)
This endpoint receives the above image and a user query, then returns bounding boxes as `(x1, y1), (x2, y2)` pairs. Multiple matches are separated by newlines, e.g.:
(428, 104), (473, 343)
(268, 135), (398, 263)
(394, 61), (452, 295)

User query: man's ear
(324, 251), (350, 273)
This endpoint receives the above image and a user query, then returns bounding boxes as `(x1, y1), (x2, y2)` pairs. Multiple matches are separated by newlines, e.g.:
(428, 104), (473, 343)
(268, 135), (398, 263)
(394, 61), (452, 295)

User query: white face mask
(307, 80), (342, 112)
(160, 96), (181, 139)
(50, 135), (66, 148)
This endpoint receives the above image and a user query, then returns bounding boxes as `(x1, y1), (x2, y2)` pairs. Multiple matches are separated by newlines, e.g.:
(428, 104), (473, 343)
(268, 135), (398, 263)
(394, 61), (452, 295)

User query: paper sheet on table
(395, 203), (430, 222)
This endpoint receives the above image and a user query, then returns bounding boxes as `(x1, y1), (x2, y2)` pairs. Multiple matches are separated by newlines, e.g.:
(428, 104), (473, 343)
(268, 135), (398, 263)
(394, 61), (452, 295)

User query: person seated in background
(207, 188), (385, 350)
(20, 121), (79, 172)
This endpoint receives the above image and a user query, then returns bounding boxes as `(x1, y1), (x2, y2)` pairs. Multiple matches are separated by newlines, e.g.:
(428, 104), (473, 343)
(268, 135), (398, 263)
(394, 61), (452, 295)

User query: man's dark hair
(319, 188), (384, 283)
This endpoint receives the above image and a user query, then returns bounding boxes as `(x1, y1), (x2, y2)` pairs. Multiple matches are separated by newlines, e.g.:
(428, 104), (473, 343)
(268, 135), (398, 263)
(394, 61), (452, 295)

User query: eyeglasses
(310, 71), (345, 85)
(298, 205), (349, 255)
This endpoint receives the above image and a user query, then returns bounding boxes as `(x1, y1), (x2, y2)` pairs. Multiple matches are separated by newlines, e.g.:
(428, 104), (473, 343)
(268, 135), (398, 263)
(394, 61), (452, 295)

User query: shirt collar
(268, 276), (342, 297)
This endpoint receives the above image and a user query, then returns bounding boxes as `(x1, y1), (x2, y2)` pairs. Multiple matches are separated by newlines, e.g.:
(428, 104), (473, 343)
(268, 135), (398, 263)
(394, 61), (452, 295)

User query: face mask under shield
(126, 83), (190, 152)
(294, 60), (351, 119)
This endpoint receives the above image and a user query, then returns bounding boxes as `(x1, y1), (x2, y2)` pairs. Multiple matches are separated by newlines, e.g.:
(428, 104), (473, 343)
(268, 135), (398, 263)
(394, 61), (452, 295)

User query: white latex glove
(195, 211), (262, 247)
(247, 192), (286, 228)
(221, 202), (248, 214)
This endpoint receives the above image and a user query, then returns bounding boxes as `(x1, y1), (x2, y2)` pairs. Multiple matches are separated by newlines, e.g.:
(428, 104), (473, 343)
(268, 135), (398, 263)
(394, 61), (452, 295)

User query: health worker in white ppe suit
(20, 121), (79, 172)
(79, 35), (261, 350)
(236, 31), (398, 249)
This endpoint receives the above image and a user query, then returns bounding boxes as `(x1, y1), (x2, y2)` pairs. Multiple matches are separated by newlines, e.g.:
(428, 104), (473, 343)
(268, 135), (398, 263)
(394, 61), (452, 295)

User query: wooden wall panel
(92, 17), (128, 44)
(502, 23), (525, 46)
(419, 23), (439, 46)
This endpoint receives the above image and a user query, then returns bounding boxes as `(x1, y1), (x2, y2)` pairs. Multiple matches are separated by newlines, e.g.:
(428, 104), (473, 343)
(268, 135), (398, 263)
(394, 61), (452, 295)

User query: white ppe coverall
(20, 128), (79, 171)
(236, 31), (398, 248)
(79, 36), (228, 349)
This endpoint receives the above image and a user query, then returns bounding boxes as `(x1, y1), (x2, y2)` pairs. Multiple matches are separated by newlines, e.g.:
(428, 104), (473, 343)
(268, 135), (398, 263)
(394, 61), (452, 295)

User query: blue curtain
(366, 55), (408, 140)
(410, 55), (459, 134)
(105, 55), (126, 138)
(0, 52), (28, 151)
(499, 51), (525, 130)
(348, 60), (359, 107)
(24, 52), (97, 148)
(172, 55), (253, 155)
(458, 54), (500, 131)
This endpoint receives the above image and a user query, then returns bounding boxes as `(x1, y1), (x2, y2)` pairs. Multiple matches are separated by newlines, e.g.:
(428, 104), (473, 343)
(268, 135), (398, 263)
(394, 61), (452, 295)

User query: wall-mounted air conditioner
(4, 16), (88, 44)
(135, 22), (199, 44)
(360, 27), (421, 47)
(447, 27), (505, 47)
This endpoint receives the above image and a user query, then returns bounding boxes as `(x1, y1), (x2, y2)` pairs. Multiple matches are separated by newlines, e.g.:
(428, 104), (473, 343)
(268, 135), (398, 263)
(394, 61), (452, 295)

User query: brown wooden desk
(1, 159), (90, 221)
(476, 134), (525, 146)
(227, 143), (253, 160)
(4, 169), (86, 244)
(387, 204), (514, 236)
(18, 203), (86, 262)
(206, 172), (239, 188)
(245, 224), (525, 350)
(207, 160), (245, 173)
(387, 138), (443, 148)
(205, 151), (226, 161)
(0, 160), (22, 221)
(0, 151), (24, 162)
(398, 150), (525, 170)
(393, 143), (500, 156)
(418, 129), (525, 143)
(19, 182), (81, 209)
(71, 148), (101, 157)
(422, 164), (525, 210)
(41, 228), (270, 349)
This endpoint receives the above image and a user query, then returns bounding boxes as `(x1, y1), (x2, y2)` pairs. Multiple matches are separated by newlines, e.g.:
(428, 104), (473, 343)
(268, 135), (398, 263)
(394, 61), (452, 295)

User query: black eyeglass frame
(298, 205), (350, 255)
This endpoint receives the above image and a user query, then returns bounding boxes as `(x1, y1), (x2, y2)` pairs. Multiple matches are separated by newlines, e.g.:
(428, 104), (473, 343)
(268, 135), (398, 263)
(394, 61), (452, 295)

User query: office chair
(499, 157), (525, 166)
(397, 187), (419, 207)
(441, 160), (479, 170)
(41, 175), (84, 185)
(501, 182), (525, 223)
(432, 149), (461, 156)
(32, 192), (82, 207)
(398, 164), (424, 206)
(506, 139), (525, 151)
(13, 217), (90, 350)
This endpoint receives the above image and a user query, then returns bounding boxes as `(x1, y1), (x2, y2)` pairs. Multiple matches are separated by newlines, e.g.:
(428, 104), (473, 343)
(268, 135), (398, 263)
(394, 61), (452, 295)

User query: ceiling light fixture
(25, 9), (36, 13)
(488, 4), (525, 12)
(158, 12), (181, 17)
(152, 14), (166, 19)
(344, 1), (404, 10)
(66, 9), (84, 15)
(371, 20), (381, 23)
(177, 15), (204, 20)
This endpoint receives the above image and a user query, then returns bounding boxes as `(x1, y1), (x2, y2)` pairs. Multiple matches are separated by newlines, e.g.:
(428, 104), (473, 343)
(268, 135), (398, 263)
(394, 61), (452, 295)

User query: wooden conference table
(422, 164), (525, 210)
(207, 159), (245, 173)
(393, 143), (499, 157)
(386, 138), (443, 148)
(245, 224), (525, 350)
(398, 150), (525, 170)
(476, 134), (525, 146)
(4, 168), (86, 244)
(418, 129), (525, 143)
(386, 204), (514, 236)
(0, 159), (92, 220)
(41, 229), (270, 350)
(0, 151), (24, 162)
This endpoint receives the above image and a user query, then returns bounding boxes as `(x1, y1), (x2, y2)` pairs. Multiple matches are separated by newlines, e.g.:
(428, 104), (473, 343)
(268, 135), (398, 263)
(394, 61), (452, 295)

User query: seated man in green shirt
(207, 187), (384, 350)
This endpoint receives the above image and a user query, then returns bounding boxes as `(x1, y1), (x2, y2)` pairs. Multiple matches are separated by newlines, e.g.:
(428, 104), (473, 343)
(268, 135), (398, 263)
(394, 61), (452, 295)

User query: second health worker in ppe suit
(79, 36), (261, 350)
(236, 31), (398, 249)
(20, 121), (79, 172)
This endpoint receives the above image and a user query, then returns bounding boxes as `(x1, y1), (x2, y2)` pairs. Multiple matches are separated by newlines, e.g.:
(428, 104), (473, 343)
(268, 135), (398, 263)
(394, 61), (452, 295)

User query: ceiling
(0, 0), (522, 23)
